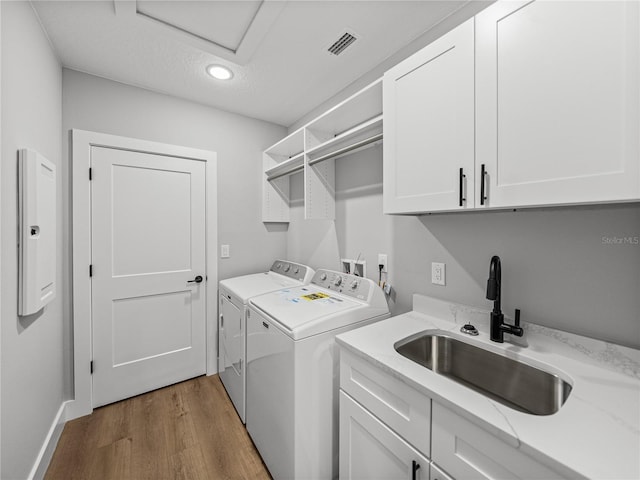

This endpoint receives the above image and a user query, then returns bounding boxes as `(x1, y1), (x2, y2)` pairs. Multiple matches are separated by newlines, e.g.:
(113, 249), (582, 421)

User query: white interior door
(91, 146), (206, 407)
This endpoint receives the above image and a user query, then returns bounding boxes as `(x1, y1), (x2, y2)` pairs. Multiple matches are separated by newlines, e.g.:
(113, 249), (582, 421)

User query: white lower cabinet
(340, 392), (429, 480)
(339, 350), (571, 480)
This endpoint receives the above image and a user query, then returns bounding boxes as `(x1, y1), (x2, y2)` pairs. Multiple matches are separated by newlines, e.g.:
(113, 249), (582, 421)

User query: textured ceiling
(32, 0), (468, 127)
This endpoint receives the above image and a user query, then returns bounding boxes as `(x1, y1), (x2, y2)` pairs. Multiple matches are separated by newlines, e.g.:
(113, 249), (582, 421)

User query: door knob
(188, 275), (203, 284)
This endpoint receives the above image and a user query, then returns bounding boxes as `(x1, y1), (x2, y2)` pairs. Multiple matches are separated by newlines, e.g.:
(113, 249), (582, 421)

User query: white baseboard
(28, 400), (70, 480)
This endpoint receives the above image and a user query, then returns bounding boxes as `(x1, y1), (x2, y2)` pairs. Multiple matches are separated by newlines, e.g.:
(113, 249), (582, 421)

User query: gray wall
(62, 69), (288, 395)
(1, 2), (64, 478)
(287, 149), (640, 349)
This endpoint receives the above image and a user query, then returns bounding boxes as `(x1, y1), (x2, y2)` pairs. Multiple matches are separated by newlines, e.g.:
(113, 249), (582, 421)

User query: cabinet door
(476, 0), (640, 208)
(384, 18), (475, 213)
(432, 403), (567, 479)
(340, 391), (429, 480)
(430, 462), (453, 480)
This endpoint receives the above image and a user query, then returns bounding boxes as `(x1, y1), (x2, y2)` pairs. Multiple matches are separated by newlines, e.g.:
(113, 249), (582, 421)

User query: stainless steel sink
(394, 332), (572, 415)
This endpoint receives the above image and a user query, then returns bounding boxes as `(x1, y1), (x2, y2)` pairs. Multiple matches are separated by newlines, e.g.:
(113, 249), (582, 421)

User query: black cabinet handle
(412, 460), (421, 480)
(480, 163), (487, 205)
(262, 321), (269, 329)
(459, 168), (466, 207)
(188, 275), (203, 284)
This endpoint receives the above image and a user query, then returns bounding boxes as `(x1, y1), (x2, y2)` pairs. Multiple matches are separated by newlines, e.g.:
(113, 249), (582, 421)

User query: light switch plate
(432, 262), (445, 286)
(221, 244), (230, 258)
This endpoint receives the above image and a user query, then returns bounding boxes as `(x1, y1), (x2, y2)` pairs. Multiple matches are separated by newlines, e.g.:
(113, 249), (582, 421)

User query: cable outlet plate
(353, 260), (366, 278)
(432, 262), (445, 286)
(342, 258), (366, 277)
(341, 258), (352, 274)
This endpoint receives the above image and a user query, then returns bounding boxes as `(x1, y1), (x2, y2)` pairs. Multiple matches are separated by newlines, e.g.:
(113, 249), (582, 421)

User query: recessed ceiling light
(206, 64), (233, 80)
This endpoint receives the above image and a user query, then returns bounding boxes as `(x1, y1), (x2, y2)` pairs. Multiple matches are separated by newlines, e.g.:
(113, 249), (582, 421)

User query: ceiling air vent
(327, 31), (358, 56)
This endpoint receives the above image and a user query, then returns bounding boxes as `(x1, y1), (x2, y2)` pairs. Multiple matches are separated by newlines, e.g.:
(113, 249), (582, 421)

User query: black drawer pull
(459, 167), (466, 207)
(480, 163), (487, 205)
(412, 460), (421, 480)
(262, 321), (269, 329)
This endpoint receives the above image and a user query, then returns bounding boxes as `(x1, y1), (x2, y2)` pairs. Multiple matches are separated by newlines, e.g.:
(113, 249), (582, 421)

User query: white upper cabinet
(383, 19), (475, 213)
(476, 0), (640, 208)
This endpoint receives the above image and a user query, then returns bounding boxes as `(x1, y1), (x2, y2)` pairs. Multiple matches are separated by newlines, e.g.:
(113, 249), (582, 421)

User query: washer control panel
(311, 269), (372, 300)
(270, 260), (311, 282)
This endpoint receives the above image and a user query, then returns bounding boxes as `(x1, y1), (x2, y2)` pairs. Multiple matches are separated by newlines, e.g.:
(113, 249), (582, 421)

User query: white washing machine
(246, 269), (390, 480)
(218, 260), (314, 423)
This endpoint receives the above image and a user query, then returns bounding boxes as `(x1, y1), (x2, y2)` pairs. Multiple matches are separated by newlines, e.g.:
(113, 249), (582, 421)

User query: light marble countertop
(336, 294), (640, 479)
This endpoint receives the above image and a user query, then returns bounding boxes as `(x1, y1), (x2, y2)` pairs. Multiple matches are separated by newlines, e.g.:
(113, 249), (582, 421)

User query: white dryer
(246, 269), (390, 480)
(218, 260), (314, 423)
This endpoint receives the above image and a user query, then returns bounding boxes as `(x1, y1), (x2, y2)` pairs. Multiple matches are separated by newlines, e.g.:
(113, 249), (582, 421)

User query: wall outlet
(377, 254), (388, 273)
(221, 244), (230, 258)
(432, 262), (445, 286)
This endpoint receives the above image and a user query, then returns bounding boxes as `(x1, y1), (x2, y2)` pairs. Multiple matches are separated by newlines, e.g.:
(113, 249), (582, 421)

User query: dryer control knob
(284, 264), (291, 272)
(334, 276), (343, 286)
(350, 280), (359, 289)
(294, 267), (299, 274)
(320, 273), (327, 281)
(276, 263), (282, 269)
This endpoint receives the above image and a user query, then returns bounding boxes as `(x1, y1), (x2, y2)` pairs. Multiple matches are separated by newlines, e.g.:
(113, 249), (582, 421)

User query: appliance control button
(294, 267), (299, 274)
(276, 263), (282, 269)
(350, 280), (359, 289)
(334, 276), (343, 286)
(320, 273), (327, 281)
(284, 264), (291, 272)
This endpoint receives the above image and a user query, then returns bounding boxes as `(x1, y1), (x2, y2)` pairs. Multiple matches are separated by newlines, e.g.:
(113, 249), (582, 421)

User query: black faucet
(486, 255), (523, 342)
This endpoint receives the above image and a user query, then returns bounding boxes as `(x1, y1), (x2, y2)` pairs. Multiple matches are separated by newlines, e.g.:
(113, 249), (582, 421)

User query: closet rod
(267, 164), (304, 182)
(307, 133), (383, 166)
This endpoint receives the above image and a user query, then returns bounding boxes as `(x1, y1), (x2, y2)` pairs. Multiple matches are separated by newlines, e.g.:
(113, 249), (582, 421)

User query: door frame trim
(68, 129), (218, 420)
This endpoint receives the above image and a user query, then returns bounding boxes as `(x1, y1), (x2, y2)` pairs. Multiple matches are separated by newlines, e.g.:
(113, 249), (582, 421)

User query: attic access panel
(114, 0), (285, 63)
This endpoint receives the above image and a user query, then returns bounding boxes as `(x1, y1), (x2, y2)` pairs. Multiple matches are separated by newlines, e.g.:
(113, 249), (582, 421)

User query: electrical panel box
(18, 149), (56, 315)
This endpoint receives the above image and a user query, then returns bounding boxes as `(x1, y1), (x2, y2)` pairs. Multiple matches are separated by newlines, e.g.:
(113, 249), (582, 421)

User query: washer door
(246, 307), (295, 480)
(219, 293), (245, 422)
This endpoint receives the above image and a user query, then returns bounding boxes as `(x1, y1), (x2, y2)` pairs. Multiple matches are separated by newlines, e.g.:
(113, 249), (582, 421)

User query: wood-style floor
(45, 375), (271, 480)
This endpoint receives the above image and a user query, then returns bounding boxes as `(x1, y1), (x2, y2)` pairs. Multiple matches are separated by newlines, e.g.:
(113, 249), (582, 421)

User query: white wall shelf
(262, 79), (383, 222)
(306, 114), (383, 165)
(265, 127), (304, 158)
(265, 152), (305, 181)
